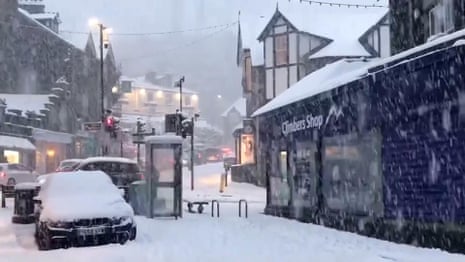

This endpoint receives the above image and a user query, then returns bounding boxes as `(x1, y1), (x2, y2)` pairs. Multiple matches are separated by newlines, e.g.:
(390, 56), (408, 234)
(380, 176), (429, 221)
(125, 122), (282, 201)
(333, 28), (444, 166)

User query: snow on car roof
(80, 157), (137, 165)
(39, 171), (134, 222)
(145, 135), (183, 144)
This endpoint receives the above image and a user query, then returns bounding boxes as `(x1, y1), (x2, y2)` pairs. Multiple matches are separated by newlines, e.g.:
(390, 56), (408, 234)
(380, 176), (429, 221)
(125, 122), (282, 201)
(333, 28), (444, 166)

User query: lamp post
(89, 18), (110, 121)
(175, 76), (185, 113)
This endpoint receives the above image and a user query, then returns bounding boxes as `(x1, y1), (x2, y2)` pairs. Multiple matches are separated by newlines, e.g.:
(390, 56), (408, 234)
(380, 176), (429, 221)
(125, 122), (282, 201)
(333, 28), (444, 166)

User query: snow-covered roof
(38, 170), (134, 222)
(18, 9), (77, 50)
(222, 97), (247, 117)
(79, 157), (138, 166)
(253, 27), (465, 117)
(30, 13), (58, 20)
(239, 0), (388, 62)
(0, 135), (36, 151)
(0, 94), (52, 116)
(121, 76), (198, 94)
(252, 58), (372, 116)
(32, 128), (74, 144)
(145, 135), (183, 144)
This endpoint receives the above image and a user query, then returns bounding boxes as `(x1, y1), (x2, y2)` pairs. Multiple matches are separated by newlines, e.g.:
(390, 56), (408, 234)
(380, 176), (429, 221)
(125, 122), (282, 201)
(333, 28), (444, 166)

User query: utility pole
(176, 76), (185, 113)
(136, 119), (142, 164)
(190, 116), (194, 191)
(99, 23), (105, 120)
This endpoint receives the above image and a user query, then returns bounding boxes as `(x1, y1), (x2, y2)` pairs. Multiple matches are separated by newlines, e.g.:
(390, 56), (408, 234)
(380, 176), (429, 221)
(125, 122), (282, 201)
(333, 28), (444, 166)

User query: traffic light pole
(190, 116), (194, 191)
(136, 120), (141, 165)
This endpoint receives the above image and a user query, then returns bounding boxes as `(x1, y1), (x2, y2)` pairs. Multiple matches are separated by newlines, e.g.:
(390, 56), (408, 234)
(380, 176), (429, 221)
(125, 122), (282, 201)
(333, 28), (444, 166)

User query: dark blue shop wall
(375, 45), (465, 223)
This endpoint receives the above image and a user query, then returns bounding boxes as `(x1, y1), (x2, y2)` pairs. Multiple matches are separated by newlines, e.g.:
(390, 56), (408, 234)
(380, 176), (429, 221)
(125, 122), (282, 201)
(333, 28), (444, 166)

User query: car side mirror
(119, 188), (125, 197)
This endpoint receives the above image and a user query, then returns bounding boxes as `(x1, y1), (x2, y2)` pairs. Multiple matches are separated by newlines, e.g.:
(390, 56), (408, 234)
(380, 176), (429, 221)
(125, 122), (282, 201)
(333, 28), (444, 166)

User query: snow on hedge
(38, 171), (134, 222)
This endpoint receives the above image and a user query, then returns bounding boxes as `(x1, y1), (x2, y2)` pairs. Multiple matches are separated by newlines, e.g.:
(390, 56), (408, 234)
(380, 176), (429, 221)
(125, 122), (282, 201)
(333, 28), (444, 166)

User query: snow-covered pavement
(1, 163), (465, 262)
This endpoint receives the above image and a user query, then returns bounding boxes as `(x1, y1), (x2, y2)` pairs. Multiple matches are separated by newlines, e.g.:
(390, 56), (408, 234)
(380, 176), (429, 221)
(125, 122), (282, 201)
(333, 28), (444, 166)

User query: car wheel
(37, 227), (51, 251)
(7, 178), (15, 186)
(129, 226), (137, 241)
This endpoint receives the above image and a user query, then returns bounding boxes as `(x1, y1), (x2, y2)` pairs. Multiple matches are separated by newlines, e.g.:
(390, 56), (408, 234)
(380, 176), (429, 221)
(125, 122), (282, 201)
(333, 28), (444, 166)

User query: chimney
(0, 0), (18, 19)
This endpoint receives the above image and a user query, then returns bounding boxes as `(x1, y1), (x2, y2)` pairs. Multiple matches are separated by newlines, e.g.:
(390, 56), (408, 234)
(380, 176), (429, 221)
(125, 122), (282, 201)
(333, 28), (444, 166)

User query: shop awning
(0, 135), (36, 151)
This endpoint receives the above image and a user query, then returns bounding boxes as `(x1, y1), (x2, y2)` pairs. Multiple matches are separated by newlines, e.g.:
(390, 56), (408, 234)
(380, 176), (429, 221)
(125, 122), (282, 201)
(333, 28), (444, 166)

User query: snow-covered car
(73, 157), (143, 187)
(35, 170), (136, 250)
(0, 163), (38, 186)
(55, 159), (82, 172)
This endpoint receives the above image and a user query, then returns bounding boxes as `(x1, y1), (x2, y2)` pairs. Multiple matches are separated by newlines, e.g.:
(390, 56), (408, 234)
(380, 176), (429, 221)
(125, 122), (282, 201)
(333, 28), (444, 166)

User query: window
(274, 35), (288, 66)
(429, 0), (454, 37)
(147, 91), (154, 101)
(184, 95), (191, 106)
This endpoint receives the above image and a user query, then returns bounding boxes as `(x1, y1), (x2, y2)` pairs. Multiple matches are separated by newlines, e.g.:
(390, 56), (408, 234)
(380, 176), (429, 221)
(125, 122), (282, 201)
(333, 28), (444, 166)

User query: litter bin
(12, 182), (39, 224)
(128, 181), (148, 216)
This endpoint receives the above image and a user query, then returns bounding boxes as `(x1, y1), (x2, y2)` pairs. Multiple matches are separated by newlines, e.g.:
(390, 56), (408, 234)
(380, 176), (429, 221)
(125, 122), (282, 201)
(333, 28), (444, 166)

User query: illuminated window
(4, 150), (19, 164)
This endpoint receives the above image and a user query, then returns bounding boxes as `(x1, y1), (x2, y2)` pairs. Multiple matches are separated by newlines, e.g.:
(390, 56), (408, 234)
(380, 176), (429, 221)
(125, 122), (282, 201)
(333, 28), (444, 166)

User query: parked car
(0, 163), (38, 186)
(73, 157), (144, 187)
(35, 170), (136, 250)
(56, 159), (82, 172)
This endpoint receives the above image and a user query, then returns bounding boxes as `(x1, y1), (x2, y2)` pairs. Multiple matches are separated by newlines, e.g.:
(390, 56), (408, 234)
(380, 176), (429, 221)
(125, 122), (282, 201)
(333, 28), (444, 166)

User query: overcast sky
(41, 0), (388, 123)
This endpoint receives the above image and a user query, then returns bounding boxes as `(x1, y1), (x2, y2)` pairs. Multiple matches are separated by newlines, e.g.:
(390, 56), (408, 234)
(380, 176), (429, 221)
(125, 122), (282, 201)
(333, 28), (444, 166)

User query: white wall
(289, 33), (297, 64)
(289, 66), (298, 86)
(266, 70), (274, 99)
(265, 37), (274, 67)
(380, 25), (391, 57)
(275, 67), (287, 96)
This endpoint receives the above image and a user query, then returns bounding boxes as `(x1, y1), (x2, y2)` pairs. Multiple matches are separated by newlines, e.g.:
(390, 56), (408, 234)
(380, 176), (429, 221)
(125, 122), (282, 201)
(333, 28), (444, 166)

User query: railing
(211, 200), (220, 218)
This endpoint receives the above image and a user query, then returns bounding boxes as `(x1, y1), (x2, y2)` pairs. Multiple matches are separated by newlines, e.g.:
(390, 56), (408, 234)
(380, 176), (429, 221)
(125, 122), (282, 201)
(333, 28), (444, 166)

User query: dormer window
(274, 35), (288, 66)
(429, 0), (454, 37)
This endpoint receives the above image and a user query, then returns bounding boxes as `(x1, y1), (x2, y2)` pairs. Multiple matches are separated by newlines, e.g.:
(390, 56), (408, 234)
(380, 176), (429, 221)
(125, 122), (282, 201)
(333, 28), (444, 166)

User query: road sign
(83, 122), (102, 132)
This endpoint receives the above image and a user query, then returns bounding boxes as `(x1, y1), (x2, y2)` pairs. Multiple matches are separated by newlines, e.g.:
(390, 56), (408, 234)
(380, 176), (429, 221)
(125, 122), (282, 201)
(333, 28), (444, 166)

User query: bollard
(1, 185), (5, 208)
(239, 199), (248, 218)
(219, 173), (226, 193)
(211, 200), (220, 218)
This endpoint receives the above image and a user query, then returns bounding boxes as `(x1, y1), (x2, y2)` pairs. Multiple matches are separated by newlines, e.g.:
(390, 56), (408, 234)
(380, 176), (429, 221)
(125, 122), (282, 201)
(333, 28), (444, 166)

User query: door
(147, 143), (182, 218)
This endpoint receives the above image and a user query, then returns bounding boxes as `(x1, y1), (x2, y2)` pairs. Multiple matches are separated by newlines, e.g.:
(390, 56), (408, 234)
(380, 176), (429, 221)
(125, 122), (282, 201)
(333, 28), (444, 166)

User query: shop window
(274, 35), (288, 66)
(240, 134), (255, 164)
(322, 132), (382, 215)
(4, 150), (19, 164)
(269, 144), (290, 206)
(147, 91), (154, 102)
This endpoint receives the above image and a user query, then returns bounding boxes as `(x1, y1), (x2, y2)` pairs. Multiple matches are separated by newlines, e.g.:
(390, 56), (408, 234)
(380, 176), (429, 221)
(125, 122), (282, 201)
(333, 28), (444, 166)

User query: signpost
(83, 122), (102, 132)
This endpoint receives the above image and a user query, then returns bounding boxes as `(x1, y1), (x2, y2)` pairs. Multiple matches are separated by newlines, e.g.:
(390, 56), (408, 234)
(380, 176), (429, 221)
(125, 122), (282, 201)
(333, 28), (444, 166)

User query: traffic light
(181, 119), (193, 139)
(103, 115), (119, 138)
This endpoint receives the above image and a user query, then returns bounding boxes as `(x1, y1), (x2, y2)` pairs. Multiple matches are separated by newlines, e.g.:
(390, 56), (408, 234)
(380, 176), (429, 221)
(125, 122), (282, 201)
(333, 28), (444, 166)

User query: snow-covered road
(0, 163), (464, 262)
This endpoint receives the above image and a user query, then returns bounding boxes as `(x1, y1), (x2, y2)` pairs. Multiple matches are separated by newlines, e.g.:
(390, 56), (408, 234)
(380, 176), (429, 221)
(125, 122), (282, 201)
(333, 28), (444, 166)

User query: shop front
(32, 128), (74, 174)
(0, 135), (36, 168)
(256, 41), (465, 244)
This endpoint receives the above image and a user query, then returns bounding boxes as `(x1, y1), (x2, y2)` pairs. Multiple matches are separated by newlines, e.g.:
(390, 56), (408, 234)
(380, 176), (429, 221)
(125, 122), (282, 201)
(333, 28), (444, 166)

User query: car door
(7, 164), (23, 184)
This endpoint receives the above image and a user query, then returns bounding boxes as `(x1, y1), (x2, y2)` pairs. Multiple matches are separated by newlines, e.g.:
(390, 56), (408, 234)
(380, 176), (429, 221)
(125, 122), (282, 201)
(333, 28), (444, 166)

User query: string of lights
(61, 21), (238, 37)
(0, 19), (238, 37)
(296, 0), (387, 8)
(120, 22), (237, 62)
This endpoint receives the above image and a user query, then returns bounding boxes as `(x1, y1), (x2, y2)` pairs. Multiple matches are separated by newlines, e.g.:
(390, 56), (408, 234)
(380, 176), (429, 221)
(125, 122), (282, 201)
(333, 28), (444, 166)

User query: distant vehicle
(73, 157), (144, 187)
(35, 170), (136, 250)
(56, 159), (82, 172)
(0, 163), (38, 186)
(203, 147), (223, 163)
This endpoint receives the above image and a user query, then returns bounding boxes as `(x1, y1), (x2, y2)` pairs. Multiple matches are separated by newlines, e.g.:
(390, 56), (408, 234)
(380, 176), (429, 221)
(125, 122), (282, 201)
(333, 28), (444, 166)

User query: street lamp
(217, 94), (222, 99)
(89, 18), (111, 121)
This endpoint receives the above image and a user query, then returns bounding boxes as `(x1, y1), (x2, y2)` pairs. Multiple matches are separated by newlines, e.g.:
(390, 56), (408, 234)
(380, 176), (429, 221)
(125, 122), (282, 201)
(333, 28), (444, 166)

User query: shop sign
(281, 114), (324, 136)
